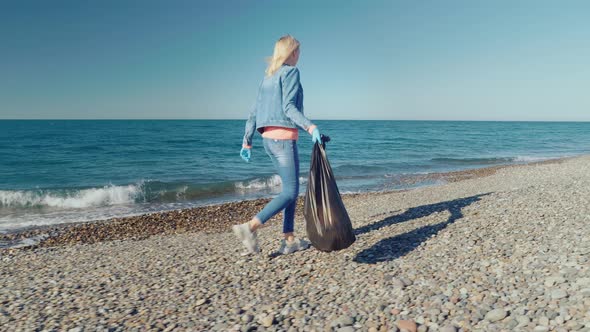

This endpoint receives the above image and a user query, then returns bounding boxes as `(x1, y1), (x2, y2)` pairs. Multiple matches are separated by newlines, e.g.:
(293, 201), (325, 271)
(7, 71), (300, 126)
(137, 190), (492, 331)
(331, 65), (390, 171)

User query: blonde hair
(265, 35), (300, 77)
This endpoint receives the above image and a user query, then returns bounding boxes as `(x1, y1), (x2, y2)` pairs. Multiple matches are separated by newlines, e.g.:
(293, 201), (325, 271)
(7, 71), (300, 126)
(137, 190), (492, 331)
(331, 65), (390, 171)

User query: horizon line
(1, 118), (589, 123)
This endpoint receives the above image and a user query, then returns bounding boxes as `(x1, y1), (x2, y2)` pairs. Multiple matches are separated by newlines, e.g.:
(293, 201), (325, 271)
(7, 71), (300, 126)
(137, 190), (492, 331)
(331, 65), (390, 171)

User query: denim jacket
(242, 64), (314, 147)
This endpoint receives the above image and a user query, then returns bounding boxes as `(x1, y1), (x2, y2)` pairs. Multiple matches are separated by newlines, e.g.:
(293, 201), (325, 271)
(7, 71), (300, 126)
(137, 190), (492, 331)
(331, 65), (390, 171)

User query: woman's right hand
(240, 147), (251, 162)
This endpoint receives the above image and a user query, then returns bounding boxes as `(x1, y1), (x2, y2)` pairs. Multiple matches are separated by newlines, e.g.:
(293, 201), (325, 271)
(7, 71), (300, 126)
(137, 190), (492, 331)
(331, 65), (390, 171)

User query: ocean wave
(235, 175), (282, 190)
(0, 183), (143, 209)
(0, 175), (303, 211)
(234, 175), (310, 191)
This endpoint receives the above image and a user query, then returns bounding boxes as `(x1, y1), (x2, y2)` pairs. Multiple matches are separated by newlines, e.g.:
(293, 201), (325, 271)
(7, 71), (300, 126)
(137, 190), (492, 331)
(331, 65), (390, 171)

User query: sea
(1, 120), (590, 232)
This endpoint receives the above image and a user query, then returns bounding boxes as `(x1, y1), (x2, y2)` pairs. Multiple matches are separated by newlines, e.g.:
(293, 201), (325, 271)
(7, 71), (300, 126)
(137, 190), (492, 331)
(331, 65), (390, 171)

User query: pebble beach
(1, 156), (590, 332)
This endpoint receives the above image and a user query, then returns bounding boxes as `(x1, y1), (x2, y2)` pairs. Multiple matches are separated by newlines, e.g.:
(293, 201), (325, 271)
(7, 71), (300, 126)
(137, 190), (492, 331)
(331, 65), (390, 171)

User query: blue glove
(311, 128), (321, 144)
(240, 147), (251, 162)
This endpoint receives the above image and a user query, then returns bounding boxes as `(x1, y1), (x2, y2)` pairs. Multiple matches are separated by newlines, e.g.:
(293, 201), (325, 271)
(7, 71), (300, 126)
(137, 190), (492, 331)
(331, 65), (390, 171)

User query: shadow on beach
(353, 193), (490, 264)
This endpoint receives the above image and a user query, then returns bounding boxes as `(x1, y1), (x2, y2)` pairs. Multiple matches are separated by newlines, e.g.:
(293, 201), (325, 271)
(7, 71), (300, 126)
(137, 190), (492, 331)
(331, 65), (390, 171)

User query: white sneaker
(274, 238), (311, 256)
(232, 223), (260, 255)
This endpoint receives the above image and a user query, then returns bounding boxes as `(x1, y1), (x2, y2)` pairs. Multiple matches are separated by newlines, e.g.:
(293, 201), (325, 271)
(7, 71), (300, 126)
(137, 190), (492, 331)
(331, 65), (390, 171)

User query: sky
(1, 0), (589, 121)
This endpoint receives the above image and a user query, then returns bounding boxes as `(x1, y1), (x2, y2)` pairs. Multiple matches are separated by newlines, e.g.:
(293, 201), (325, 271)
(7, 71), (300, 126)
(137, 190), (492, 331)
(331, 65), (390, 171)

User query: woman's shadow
(353, 193), (489, 264)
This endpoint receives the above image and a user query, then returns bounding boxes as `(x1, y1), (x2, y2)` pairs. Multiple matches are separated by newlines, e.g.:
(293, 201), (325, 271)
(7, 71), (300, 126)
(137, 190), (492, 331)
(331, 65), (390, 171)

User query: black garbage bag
(304, 136), (356, 252)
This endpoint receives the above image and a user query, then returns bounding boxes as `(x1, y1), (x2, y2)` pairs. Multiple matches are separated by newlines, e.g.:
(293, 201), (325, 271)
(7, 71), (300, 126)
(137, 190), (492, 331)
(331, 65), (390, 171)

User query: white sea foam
(234, 175), (309, 191)
(513, 155), (555, 162)
(235, 175), (282, 190)
(176, 185), (189, 199)
(0, 183), (143, 209)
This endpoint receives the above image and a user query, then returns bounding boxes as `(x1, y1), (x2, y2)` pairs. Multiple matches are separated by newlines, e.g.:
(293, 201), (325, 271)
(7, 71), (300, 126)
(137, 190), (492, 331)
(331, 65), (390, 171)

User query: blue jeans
(256, 138), (299, 234)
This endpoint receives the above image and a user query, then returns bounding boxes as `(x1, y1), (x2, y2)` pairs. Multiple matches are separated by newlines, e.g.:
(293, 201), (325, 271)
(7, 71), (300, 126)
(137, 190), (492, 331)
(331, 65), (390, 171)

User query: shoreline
(0, 155), (570, 250)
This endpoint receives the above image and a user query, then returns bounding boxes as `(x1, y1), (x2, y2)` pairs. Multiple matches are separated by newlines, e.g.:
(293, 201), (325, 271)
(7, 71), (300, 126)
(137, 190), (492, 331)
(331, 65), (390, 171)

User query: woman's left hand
(311, 128), (321, 144)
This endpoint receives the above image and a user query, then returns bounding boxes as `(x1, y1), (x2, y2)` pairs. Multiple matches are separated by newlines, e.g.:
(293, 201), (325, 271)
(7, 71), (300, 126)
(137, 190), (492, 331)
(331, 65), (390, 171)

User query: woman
(233, 35), (321, 256)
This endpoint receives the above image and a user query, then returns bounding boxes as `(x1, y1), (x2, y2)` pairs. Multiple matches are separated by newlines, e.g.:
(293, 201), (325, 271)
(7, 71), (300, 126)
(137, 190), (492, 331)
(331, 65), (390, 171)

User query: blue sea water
(1, 120), (589, 231)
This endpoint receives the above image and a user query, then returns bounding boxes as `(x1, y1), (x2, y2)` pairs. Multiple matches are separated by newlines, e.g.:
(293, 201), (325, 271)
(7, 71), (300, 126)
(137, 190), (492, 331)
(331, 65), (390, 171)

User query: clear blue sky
(1, 0), (589, 121)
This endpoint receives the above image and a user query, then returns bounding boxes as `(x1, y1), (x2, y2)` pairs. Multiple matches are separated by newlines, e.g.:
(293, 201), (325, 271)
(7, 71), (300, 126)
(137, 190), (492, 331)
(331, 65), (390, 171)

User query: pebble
(485, 308), (507, 322)
(391, 278), (406, 289)
(337, 315), (355, 327)
(439, 325), (457, 332)
(544, 276), (566, 287)
(539, 316), (549, 326)
(337, 327), (355, 332)
(555, 315), (565, 325)
(261, 315), (275, 327)
(516, 315), (530, 326)
(551, 289), (568, 300)
(396, 320), (417, 332)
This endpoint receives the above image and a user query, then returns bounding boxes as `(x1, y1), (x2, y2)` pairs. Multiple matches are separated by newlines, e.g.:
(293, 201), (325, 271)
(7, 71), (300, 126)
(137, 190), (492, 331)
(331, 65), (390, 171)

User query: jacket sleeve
(281, 67), (315, 133)
(242, 104), (256, 148)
